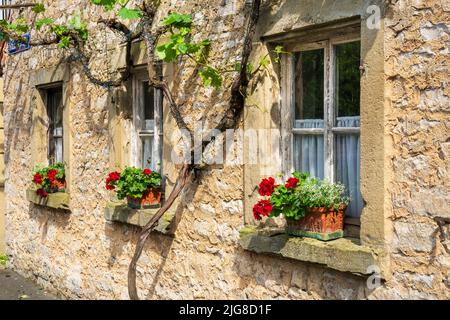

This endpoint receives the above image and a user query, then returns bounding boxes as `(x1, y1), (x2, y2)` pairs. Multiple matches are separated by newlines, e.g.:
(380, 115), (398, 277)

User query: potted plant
(253, 172), (350, 241)
(105, 167), (162, 209)
(31, 163), (66, 198)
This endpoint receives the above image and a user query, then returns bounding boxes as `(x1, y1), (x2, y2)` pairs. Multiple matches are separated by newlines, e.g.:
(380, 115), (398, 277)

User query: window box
(239, 225), (382, 277)
(104, 201), (174, 234)
(26, 189), (70, 211)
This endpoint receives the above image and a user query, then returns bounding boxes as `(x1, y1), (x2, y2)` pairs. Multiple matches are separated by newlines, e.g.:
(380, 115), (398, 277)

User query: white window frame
(281, 33), (361, 214)
(131, 70), (163, 171)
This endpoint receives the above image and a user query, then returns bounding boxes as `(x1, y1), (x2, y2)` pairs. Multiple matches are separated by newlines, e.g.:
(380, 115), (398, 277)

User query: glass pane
(47, 87), (63, 163)
(335, 41), (361, 127)
(143, 81), (154, 124)
(55, 137), (63, 163)
(142, 136), (154, 169)
(335, 133), (363, 218)
(293, 134), (324, 179)
(294, 49), (324, 128)
(47, 88), (63, 128)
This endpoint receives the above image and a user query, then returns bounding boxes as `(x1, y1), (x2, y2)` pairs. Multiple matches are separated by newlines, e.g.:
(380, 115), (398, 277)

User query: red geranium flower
(46, 169), (58, 182)
(33, 173), (43, 185)
(143, 168), (152, 175)
(36, 188), (48, 198)
(253, 199), (273, 221)
(108, 171), (120, 181)
(258, 177), (276, 196)
(105, 180), (115, 190)
(285, 177), (299, 189)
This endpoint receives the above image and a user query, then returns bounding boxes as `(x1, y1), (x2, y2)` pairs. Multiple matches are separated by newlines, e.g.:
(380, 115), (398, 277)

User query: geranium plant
(105, 167), (162, 200)
(253, 172), (350, 221)
(31, 162), (66, 198)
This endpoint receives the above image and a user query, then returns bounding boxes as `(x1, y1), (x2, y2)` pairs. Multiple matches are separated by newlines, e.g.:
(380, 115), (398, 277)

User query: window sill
(26, 189), (70, 211)
(239, 225), (382, 277)
(104, 201), (174, 235)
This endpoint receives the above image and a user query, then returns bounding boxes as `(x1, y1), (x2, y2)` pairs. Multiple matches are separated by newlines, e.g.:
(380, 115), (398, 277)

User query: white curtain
(141, 119), (157, 170)
(335, 116), (363, 218)
(293, 116), (363, 218)
(293, 119), (324, 179)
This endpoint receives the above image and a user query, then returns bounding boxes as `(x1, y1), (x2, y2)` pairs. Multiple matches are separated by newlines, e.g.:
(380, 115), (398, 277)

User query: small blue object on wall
(8, 33), (31, 55)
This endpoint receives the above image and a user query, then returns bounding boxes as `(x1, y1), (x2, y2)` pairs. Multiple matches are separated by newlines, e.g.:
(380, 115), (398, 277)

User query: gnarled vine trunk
(127, 0), (261, 300)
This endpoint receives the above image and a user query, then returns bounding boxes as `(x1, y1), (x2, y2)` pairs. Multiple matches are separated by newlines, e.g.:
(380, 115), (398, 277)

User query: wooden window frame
(281, 31), (362, 236)
(131, 69), (163, 171)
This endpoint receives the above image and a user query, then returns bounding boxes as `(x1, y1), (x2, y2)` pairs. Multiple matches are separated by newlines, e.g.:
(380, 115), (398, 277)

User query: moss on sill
(104, 201), (175, 234)
(26, 189), (70, 211)
(239, 225), (382, 277)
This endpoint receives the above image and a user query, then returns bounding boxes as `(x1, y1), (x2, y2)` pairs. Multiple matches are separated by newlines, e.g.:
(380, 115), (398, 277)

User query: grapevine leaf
(32, 4), (46, 14)
(36, 18), (54, 31)
(118, 7), (142, 20)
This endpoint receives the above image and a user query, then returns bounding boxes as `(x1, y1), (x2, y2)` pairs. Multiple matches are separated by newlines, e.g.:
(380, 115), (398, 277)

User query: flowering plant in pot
(105, 167), (162, 209)
(253, 172), (350, 241)
(31, 163), (66, 198)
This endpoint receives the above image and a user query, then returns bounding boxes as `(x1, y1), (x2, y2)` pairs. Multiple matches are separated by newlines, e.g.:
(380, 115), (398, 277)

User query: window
(132, 71), (163, 171)
(46, 87), (64, 164)
(283, 36), (364, 222)
(0, 0), (11, 21)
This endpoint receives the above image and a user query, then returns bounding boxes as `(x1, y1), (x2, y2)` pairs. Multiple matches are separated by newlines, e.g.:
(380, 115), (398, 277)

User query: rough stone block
(26, 189), (70, 211)
(239, 226), (382, 276)
(393, 221), (436, 253)
(104, 201), (175, 234)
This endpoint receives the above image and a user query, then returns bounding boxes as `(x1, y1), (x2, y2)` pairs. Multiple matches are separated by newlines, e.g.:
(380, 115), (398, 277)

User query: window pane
(142, 136), (154, 169)
(143, 81), (154, 130)
(293, 134), (324, 179)
(335, 133), (363, 218)
(294, 49), (324, 128)
(47, 87), (63, 163)
(335, 41), (360, 127)
(55, 138), (63, 163)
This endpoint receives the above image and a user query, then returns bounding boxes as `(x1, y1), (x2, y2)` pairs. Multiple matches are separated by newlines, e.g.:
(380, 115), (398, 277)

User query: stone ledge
(239, 226), (381, 276)
(104, 201), (175, 234)
(26, 189), (70, 211)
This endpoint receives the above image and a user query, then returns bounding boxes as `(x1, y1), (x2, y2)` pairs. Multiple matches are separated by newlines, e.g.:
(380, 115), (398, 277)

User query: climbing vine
(0, 0), (267, 299)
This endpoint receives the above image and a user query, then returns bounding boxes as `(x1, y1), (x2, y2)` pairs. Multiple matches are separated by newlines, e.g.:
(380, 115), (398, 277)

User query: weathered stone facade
(2, 0), (449, 300)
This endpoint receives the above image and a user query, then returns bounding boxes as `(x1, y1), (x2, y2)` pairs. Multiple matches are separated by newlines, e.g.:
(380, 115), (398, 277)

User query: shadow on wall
(231, 247), (377, 299)
(103, 175), (200, 300)
(27, 202), (71, 242)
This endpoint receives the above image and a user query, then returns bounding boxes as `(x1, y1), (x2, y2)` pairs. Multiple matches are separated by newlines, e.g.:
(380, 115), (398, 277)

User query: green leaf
(162, 13), (192, 28)
(259, 55), (270, 68)
(199, 66), (222, 89)
(156, 43), (177, 62)
(58, 36), (72, 48)
(32, 4), (46, 14)
(177, 43), (188, 54)
(91, 0), (117, 11)
(118, 7), (142, 20)
(36, 18), (54, 31)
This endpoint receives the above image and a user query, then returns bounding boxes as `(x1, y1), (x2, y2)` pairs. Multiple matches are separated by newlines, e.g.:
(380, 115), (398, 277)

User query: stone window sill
(104, 201), (175, 235)
(26, 189), (70, 211)
(239, 226), (382, 276)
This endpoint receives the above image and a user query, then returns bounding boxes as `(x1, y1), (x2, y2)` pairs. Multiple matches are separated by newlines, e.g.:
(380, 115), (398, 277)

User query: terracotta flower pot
(285, 205), (346, 241)
(50, 179), (66, 192)
(127, 188), (161, 209)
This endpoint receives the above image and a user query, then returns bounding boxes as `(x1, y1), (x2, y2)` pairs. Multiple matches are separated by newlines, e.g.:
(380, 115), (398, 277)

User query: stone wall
(3, 0), (449, 300)
(371, 0), (450, 298)
(0, 77), (5, 255)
